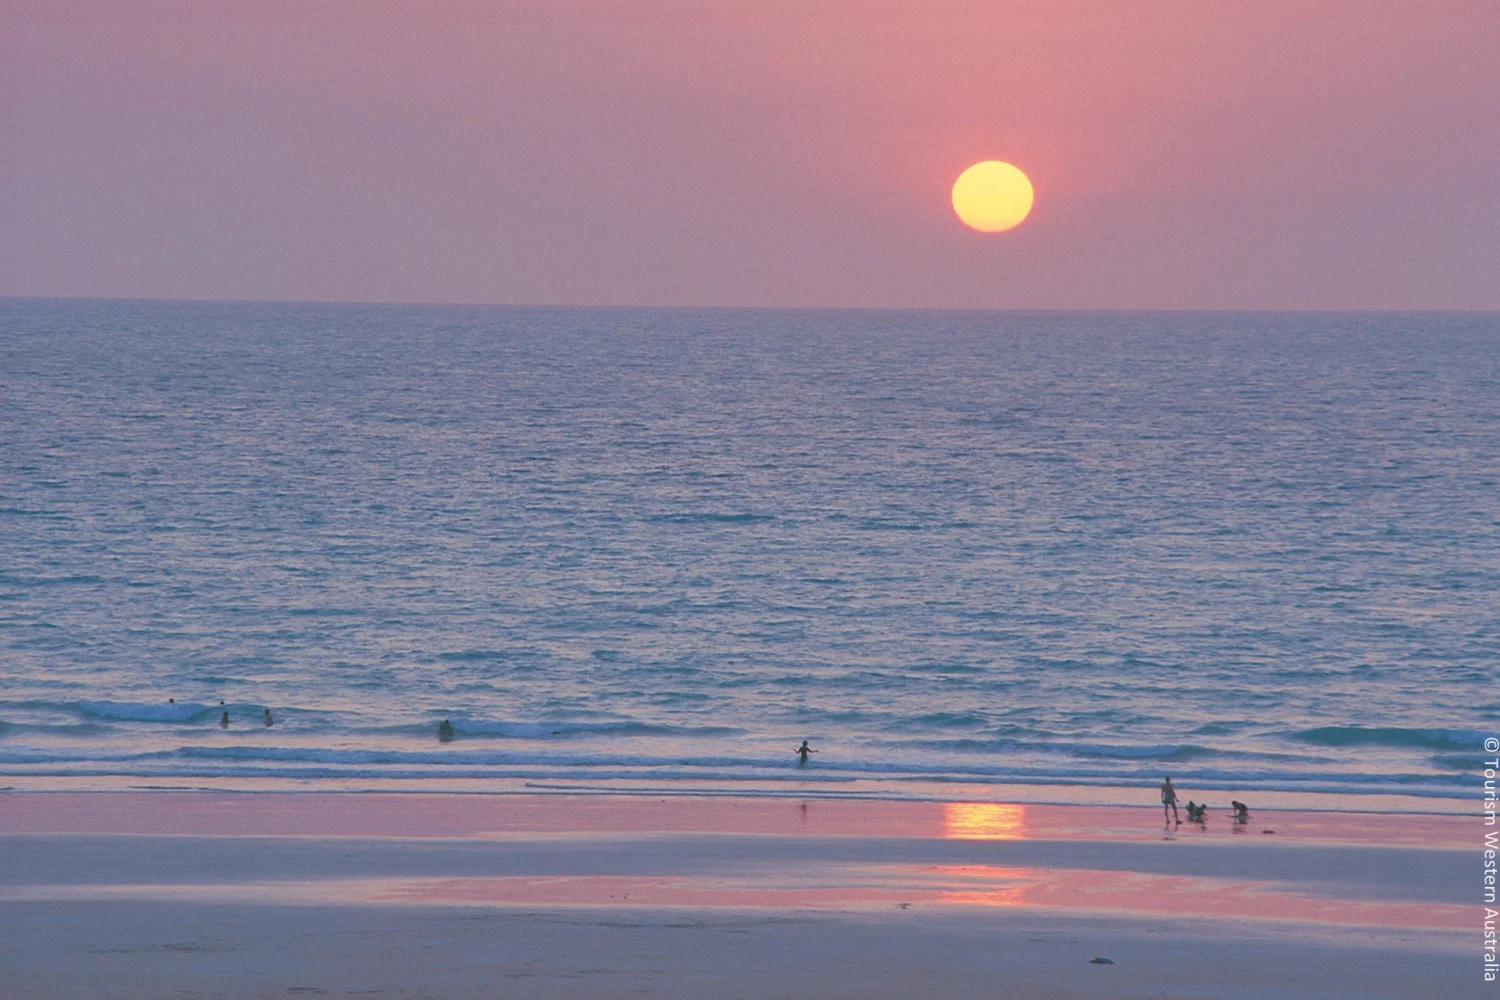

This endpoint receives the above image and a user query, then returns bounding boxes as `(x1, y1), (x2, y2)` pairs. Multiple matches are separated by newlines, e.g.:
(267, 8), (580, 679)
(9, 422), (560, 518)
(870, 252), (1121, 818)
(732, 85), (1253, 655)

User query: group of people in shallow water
(1160, 776), (1250, 825)
(217, 707), (273, 728)
(172, 699), (274, 728)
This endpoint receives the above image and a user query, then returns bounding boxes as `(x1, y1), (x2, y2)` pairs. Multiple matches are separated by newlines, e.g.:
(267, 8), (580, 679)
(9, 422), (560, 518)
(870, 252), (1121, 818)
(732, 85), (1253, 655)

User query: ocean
(1, 299), (1495, 806)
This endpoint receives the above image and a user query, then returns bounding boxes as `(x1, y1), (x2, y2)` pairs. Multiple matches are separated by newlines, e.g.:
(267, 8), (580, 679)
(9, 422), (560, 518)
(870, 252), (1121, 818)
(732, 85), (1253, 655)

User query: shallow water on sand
(1, 300), (1495, 802)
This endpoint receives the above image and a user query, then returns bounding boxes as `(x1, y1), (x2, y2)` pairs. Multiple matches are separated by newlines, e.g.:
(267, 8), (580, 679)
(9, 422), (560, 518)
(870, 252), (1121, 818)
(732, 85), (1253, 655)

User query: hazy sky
(4, 1), (1497, 309)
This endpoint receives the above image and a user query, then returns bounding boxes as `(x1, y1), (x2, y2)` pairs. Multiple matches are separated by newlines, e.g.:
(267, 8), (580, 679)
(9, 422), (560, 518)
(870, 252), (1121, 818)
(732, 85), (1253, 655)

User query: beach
(0, 790), (1473, 999)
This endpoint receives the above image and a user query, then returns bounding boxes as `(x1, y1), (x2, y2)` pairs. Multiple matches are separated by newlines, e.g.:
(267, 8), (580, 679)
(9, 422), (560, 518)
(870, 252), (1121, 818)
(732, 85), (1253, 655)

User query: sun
(951, 161), (1034, 232)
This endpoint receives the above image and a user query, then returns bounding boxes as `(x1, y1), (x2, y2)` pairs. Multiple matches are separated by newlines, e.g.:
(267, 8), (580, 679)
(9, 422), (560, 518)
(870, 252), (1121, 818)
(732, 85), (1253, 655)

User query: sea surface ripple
(1, 300), (1495, 802)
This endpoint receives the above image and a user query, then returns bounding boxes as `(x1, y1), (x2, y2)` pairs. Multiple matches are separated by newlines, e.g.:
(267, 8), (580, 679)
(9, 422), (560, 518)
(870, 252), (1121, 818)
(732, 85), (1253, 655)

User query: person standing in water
(263, 708), (274, 727)
(1160, 776), (1180, 823)
(438, 720), (455, 743)
(219, 711), (230, 728)
(794, 740), (817, 767)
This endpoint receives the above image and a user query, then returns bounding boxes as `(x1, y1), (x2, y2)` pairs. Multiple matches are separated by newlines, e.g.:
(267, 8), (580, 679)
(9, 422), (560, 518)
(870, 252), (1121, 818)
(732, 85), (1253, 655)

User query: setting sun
(951, 161), (1034, 233)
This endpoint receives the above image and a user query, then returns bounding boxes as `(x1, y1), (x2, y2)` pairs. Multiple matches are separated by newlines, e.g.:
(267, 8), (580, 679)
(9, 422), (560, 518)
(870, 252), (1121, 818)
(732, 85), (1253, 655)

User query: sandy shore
(0, 792), (1474, 999)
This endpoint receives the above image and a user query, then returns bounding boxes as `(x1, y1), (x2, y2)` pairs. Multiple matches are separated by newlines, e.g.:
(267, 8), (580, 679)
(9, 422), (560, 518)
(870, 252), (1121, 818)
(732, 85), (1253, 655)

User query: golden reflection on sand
(0, 866), (1470, 928)
(941, 802), (1026, 840)
(923, 864), (1042, 908)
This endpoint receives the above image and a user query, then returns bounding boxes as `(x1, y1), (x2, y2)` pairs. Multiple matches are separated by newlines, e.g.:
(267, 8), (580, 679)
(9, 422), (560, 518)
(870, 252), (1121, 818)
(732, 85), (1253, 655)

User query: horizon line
(3, 294), (1498, 315)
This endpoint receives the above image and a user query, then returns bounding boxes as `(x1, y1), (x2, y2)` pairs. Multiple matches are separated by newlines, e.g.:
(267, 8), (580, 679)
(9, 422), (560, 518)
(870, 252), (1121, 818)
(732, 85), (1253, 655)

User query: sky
(3, 1), (1498, 309)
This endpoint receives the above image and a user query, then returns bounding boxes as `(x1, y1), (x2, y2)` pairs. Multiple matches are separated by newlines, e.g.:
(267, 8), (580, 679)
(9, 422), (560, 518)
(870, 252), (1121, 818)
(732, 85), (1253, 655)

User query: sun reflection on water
(941, 802), (1026, 840)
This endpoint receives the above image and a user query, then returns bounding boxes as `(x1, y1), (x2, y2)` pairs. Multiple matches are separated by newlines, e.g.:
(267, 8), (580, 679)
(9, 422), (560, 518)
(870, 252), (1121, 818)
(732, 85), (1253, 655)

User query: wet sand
(0, 792), (1472, 999)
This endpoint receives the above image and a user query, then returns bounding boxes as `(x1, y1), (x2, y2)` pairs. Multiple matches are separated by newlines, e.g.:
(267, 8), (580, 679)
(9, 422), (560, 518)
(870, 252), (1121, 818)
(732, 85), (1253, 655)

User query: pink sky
(3, 1), (1497, 308)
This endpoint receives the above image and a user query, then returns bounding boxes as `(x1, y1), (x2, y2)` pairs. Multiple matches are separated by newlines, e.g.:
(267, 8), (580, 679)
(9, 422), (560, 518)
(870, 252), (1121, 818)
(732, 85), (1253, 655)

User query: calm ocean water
(1, 299), (1495, 803)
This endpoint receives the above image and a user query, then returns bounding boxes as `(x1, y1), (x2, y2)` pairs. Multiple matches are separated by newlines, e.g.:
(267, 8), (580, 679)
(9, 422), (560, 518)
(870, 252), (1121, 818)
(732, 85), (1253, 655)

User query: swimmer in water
(794, 740), (817, 766)
(263, 708), (274, 727)
(219, 711), (230, 728)
(438, 720), (455, 742)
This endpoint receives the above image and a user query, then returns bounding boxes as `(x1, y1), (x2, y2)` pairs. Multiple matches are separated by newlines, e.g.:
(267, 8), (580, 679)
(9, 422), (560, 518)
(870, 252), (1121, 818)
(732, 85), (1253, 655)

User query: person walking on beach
(1160, 776), (1180, 823)
(794, 740), (817, 767)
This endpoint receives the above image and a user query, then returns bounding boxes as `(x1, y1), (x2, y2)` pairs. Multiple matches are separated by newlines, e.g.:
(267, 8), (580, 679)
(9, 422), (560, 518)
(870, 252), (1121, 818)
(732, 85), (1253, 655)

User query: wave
(435, 649), (510, 662)
(1429, 754), (1479, 771)
(0, 573), (105, 586)
(440, 718), (744, 739)
(646, 512), (775, 524)
(1189, 722), (1252, 736)
(883, 712), (991, 731)
(0, 745), (1476, 797)
(76, 700), (215, 723)
(0, 722), (110, 737)
(904, 663), (986, 675)
(346, 718), (746, 741)
(0, 702), (1477, 805)
(0, 734), (1471, 787)
(904, 737), (1235, 762)
(5, 701), (739, 740)
(1289, 726), (1483, 752)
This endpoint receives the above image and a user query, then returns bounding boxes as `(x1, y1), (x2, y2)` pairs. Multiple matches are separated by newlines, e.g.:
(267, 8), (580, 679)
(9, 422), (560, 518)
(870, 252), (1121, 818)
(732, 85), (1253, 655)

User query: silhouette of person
(1160, 776), (1180, 823)
(438, 720), (455, 743)
(219, 711), (230, 728)
(263, 708), (274, 727)
(1231, 800), (1249, 824)
(795, 740), (817, 766)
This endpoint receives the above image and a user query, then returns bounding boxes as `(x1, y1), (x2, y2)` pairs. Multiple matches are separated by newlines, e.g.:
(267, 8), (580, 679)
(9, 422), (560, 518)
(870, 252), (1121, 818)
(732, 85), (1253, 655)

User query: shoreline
(0, 772), (1474, 815)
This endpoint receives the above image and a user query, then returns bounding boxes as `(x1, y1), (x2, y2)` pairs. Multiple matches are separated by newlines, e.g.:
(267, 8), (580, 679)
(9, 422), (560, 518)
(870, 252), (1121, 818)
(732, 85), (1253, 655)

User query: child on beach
(794, 740), (817, 766)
